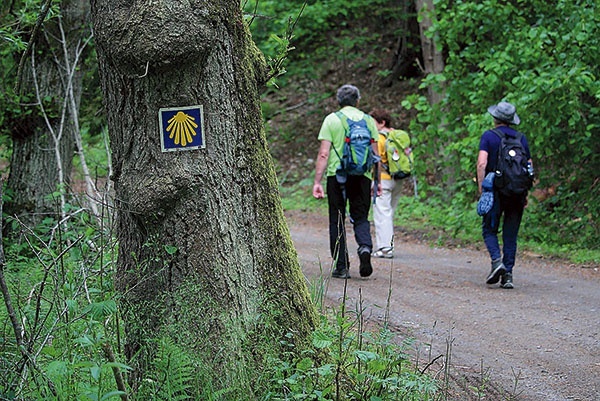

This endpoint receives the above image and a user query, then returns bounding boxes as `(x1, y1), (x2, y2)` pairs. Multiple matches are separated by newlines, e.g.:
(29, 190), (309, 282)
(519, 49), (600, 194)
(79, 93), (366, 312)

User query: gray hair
(336, 84), (361, 107)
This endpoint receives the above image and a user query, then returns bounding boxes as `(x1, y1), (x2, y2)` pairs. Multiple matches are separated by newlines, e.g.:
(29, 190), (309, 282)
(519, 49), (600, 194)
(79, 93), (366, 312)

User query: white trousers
(373, 178), (403, 250)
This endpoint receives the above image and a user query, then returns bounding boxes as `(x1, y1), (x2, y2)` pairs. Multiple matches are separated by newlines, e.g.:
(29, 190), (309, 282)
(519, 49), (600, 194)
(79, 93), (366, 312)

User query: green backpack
(385, 129), (413, 180)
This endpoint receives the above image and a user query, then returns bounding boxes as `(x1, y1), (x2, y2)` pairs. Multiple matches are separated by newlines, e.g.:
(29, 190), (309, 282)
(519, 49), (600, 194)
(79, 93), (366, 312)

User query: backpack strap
(492, 129), (505, 173)
(331, 111), (349, 168)
(492, 128), (522, 141)
(335, 111), (350, 138)
(492, 128), (505, 140)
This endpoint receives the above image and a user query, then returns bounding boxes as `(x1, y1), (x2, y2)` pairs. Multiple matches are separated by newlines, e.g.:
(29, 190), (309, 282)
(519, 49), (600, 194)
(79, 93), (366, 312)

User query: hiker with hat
(476, 101), (534, 289)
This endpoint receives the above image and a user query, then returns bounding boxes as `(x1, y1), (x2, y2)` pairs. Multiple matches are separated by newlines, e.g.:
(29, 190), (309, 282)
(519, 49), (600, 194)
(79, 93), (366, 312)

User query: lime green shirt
(317, 106), (379, 178)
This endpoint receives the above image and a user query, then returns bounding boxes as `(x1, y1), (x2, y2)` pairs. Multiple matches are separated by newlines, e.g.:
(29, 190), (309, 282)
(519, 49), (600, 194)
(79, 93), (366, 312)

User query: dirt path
(285, 210), (600, 401)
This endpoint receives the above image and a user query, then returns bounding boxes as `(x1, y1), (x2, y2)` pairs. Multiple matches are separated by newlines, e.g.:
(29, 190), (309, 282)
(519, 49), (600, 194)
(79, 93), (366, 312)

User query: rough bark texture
(5, 0), (89, 230)
(90, 0), (317, 395)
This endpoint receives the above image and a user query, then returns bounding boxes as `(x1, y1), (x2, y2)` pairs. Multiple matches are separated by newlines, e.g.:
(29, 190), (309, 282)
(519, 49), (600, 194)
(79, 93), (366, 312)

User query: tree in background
(1, 0), (94, 232)
(90, 0), (317, 395)
(414, 0), (444, 105)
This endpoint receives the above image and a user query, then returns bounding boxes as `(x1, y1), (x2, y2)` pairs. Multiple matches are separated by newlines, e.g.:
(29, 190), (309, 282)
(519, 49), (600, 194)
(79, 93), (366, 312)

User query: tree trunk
(5, 0), (89, 231)
(415, 0), (445, 105)
(90, 0), (317, 395)
(382, 0), (422, 87)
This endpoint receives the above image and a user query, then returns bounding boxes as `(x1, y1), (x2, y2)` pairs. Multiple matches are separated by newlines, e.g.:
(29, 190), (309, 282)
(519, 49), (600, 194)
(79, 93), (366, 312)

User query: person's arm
(313, 140), (331, 199)
(476, 150), (488, 195)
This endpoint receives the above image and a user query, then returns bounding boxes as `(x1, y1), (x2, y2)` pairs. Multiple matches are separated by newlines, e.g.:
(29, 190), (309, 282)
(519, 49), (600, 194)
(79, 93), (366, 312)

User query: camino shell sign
(159, 105), (205, 152)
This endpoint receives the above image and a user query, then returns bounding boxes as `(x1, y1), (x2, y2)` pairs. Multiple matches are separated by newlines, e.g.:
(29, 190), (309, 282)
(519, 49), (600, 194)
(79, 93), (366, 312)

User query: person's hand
(313, 183), (325, 199)
(377, 182), (382, 197)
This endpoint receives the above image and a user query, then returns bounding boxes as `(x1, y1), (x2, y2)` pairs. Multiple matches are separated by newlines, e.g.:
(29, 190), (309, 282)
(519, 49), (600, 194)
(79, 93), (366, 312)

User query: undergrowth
(0, 202), (442, 400)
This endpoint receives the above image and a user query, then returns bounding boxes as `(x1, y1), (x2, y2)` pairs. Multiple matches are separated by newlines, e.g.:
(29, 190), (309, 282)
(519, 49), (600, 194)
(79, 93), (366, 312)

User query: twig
(102, 343), (129, 401)
(138, 61), (149, 78)
(0, 181), (58, 397)
(271, 100), (307, 117)
(14, 0), (53, 94)
(0, 181), (25, 349)
(420, 353), (443, 375)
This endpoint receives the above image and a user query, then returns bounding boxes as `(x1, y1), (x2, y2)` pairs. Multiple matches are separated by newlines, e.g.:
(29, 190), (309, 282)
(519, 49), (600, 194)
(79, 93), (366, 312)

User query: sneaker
(332, 267), (350, 279)
(486, 259), (506, 285)
(359, 250), (373, 277)
(501, 273), (514, 289)
(372, 247), (393, 259)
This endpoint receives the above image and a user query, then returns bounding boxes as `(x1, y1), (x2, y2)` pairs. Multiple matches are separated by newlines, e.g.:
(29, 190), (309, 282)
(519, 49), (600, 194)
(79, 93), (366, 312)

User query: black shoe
(332, 268), (350, 279)
(501, 273), (514, 289)
(359, 251), (373, 277)
(486, 259), (506, 284)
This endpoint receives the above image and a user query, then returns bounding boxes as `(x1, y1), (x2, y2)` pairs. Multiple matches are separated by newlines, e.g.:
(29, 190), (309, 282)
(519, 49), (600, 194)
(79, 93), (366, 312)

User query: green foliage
(1, 203), (440, 400)
(133, 338), (198, 400)
(409, 0), (600, 249)
(0, 205), (126, 400)
(258, 315), (437, 400)
(246, 0), (408, 81)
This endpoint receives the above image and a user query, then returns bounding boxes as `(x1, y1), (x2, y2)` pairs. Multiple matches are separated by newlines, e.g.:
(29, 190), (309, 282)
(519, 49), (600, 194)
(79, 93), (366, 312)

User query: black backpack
(492, 129), (533, 196)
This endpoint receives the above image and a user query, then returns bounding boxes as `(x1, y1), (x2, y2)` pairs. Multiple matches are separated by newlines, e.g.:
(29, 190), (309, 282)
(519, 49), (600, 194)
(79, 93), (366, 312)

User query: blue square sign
(159, 105), (205, 152)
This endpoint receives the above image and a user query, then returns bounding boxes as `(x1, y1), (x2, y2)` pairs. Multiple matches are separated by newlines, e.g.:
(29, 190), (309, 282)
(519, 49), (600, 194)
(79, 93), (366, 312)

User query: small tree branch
(0, 181), (58, 397)
(102, 343), (129, 401)
(0, 183), (25, 349)
(420, 353), (444, 375)
(14, 0), (53, 94)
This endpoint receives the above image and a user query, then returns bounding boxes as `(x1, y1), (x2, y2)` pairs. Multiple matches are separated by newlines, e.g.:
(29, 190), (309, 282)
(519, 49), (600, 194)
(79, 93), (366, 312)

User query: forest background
(0, 0), (599, 399)
(249, 0), (599, 262)
(1, 0), (598, 261)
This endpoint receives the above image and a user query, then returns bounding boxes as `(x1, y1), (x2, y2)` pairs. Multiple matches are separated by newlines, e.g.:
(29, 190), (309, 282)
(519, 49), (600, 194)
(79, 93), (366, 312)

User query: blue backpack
(333, 111), (375, 177)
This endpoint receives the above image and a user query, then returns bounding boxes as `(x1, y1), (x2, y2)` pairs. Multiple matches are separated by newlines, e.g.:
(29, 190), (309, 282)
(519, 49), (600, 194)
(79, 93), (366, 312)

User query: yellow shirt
(377, 130), (392, 180)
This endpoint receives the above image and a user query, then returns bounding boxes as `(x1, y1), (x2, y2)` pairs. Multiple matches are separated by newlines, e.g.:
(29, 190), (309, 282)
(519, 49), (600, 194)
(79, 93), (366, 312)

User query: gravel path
(286, 210), (600, 401)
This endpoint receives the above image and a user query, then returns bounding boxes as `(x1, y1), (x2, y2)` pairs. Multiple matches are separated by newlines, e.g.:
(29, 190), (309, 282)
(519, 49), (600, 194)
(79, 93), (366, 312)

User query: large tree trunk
(5, 0), (89, 231)
(90, 0), (317, 395)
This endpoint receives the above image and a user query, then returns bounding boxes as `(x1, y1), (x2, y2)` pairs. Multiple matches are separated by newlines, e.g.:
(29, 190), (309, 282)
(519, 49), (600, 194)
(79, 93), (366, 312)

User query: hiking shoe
(501, 273), (514, 289)
(332, 268), (350, 279)
(359, 250), (373, 277)
(373, 247), (393, 259)
(486, 259), (506, 285)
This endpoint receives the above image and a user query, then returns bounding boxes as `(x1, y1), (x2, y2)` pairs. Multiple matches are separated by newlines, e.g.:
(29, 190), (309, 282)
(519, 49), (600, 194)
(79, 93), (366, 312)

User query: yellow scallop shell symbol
(166, 111), (198, 146)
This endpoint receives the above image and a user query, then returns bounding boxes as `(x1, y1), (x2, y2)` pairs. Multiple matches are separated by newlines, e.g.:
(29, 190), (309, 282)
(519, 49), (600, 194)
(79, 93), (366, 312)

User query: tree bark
(5, 0), (90, 231)
(90, 0), (317, 395)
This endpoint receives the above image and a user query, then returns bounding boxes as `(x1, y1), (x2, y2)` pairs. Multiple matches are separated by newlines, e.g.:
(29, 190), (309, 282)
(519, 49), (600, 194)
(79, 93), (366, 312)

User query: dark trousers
(482, 192), (526, 272)
(327, 175), (373, 269)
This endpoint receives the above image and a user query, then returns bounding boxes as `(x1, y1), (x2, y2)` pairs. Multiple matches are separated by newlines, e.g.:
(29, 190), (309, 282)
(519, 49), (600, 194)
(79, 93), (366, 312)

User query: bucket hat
(488, 101), (520, 125)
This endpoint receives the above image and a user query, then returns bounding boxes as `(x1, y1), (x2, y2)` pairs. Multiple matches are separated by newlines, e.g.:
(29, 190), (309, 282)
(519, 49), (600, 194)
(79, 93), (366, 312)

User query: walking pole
(372, 154), (381, 205)
(410, 158), (418, 198)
